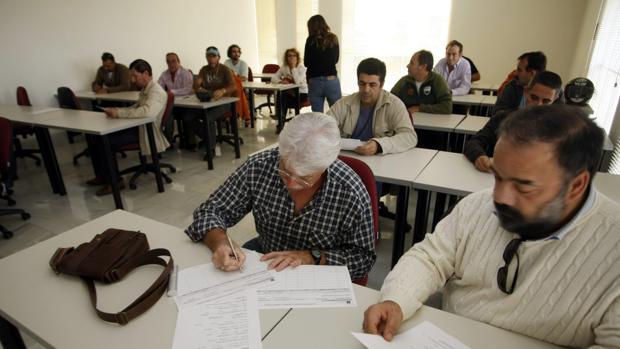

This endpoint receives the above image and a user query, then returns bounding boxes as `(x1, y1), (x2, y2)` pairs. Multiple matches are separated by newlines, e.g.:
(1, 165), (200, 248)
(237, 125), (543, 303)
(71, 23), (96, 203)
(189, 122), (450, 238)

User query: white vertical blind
(340, 0), (451, 94)
(587, 0), (620, 133)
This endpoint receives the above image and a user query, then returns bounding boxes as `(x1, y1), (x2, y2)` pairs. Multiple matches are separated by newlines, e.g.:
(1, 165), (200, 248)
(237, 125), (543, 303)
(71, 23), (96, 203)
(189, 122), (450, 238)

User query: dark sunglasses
(497, 238), (523, 294)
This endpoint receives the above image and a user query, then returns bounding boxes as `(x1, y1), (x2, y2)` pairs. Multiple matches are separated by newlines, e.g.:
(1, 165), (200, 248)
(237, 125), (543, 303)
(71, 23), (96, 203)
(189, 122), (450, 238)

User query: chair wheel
(8, 199), (16, 206)
(129, 183), (137, 190)
(170, 168), (177, 173)
(21, 213), (30, 220)
(165, 177), (172, 184)
(3, 230), (13, 239)
(36, 159), (42, 166)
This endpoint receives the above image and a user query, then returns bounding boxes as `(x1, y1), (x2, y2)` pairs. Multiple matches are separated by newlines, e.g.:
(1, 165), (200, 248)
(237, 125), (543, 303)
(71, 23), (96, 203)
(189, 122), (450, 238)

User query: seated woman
(272, 48), (309, 110)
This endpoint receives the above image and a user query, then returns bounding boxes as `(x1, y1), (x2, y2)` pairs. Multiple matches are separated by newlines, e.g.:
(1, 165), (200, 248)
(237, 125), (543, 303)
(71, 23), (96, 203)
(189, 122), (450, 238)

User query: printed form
(352, 321), (471, 349)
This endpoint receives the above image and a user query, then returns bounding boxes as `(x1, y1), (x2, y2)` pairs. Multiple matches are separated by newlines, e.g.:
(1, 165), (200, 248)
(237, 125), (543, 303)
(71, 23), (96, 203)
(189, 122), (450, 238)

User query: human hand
(474, 155), (493, 173)
(212, 239), (246, 272)
(104, 108), (119, 118)
(94, 86), (108, 94)
(407, 106), (419, 114)
(212, 88), (225, 100)
(363, 301), (403, 341)
(260, 250), (314, 271)
(355, 140), (379, 155)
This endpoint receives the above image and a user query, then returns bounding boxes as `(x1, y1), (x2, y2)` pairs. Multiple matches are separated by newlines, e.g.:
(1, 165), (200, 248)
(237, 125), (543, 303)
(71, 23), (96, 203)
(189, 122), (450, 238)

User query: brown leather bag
(49, 228), (174, 325)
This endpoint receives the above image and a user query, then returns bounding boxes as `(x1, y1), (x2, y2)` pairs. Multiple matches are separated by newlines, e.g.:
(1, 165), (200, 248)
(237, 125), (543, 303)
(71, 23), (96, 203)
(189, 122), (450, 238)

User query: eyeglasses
(497, 238), (523, 294)
(277, 168), (313, 188)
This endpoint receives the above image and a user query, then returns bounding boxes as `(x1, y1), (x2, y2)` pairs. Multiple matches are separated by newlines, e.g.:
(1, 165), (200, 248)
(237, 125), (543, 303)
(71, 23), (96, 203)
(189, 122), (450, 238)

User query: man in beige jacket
(327, 58), (417, 155)
(87, 59), (169, 196)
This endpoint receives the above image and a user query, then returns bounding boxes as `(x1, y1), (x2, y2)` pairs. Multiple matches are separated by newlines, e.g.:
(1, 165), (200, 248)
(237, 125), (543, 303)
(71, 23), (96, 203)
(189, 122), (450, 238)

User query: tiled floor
(1, 105), (426, 347)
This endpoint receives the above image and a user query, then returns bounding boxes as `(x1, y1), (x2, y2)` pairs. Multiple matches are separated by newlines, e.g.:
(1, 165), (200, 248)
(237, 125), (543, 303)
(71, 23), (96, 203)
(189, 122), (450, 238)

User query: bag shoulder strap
(83, 248), (173, 325)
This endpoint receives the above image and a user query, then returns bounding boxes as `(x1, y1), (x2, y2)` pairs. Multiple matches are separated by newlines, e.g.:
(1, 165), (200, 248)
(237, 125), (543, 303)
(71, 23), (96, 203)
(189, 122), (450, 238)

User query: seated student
(224, 44), (249, 81)
(327, 57), (417, 155)
(184, 112), (376, 280)
(464, 71), (562, 172)
(180, 46), (236, 151)
(463, 56), (480, 82)
(363, 105), (620, 348)
(157, 52), (193, 96)
(391, 50), (452, 149)
(433, 40), (471, 96)
(272, 48), (309, 110)
(494, 51), (546, 114)
(91, 52), (131, 94)
(89, 59), (169, 196)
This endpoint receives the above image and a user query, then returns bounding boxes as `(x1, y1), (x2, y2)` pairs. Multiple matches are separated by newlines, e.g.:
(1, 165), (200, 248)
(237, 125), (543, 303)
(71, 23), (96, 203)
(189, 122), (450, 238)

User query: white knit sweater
(381, 188), (620, 348)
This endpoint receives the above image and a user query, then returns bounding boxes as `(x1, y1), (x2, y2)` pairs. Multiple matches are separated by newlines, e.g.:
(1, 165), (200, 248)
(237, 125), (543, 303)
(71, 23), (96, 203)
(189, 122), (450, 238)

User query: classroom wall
(448, 0), (592, 84)
(0, 0), (260, 106)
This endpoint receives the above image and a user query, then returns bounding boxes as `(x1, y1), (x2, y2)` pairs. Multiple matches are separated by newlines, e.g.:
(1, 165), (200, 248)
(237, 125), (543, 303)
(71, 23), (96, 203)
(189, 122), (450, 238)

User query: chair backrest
(338, 155), (379, 286)
(161, 90), (175, 143)
(248, 67), (254, 82)
(56, 87), (81, 110)
(16, 86), (32, 106)
(0, 117), (12, 173)
(262, 64), (280, 82)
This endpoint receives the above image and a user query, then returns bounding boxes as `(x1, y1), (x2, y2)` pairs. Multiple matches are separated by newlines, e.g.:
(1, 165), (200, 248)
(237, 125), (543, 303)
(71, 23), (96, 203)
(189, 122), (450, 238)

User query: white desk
(470, 81), (499, 95)
(252, 73), (276, 80)
(74, 90), (140, 103)
(0, 105), (161, 209)
(263, 284), (560, 349)
(413, 112), (465, 133)
(0, 210), (289, 349)
(454, 115), (490, 135)
(452, 94), (487, 106)
(242, 82), (300, 133)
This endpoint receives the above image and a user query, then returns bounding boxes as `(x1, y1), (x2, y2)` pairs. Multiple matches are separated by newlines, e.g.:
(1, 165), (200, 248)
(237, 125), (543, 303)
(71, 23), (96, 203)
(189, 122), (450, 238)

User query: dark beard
(493, 202), (558, 240)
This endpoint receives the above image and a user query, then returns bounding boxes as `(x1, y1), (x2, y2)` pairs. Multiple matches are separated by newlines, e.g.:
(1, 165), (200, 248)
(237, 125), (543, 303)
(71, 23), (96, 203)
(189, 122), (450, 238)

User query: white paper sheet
(28, 107), (59, 115)
(175, 250), (277, 309)
(172, 289), (262, 349)
(352, 321), (471, 349)
(341, 138), (364, 151)
(257, 265), (356, 309)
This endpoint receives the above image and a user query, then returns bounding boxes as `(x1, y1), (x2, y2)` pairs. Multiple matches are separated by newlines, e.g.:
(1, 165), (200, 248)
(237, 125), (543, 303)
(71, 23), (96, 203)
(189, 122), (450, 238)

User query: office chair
(14, 86), (42, 166)
(254, 64), (280, 115)
(0, 117), (31, 239)
(338, 155), (379, 286)
(57, 87), (90, 165)
(117, 90), (176, 190)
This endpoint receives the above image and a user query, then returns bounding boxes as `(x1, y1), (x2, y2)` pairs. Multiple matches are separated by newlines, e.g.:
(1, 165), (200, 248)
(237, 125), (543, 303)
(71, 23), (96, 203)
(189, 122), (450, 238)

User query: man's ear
(566, 170), (590, 202)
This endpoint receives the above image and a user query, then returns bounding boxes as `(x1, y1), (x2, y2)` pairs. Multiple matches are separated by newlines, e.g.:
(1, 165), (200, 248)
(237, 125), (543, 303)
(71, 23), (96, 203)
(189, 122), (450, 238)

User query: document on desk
(28, 107), (59, 115)
(172, 289), (262, 349)
(257, 265), (356, 309)
(341, 138), (364, 151)
(351, 321), (471, 349)
(175, 250), (277, 309)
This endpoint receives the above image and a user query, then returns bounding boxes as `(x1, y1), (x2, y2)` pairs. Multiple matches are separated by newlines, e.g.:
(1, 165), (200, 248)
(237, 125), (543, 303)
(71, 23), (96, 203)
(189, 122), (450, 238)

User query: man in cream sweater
(364, 104), (620, 348)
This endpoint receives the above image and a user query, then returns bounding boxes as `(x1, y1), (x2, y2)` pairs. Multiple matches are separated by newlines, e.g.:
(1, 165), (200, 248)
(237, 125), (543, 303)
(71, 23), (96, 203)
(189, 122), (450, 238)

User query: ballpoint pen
(225, 232), (244, 272)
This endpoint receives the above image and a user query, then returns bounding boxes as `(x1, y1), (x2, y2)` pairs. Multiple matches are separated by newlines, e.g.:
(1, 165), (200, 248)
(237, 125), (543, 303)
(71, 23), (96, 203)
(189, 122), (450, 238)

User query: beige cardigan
(327, 90), (417, 154)
(117, 80), (170, 155)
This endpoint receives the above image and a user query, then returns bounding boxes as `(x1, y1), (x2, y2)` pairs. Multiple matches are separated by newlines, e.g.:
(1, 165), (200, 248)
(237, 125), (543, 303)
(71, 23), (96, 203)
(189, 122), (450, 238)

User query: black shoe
(378, 201), (396, 220)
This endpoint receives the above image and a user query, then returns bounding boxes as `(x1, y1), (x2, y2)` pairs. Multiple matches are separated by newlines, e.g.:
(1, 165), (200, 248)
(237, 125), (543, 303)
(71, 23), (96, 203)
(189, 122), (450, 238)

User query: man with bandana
(363, 105), (620, 348)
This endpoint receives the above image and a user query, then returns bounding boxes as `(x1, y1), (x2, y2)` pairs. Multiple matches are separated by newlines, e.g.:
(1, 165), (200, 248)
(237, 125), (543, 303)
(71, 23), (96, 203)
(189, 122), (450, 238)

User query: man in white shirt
(363, 105), (620, 348)
(224, 44), (249, 81)
(433, 40), (471, 96)
(157, 52), (193, 96)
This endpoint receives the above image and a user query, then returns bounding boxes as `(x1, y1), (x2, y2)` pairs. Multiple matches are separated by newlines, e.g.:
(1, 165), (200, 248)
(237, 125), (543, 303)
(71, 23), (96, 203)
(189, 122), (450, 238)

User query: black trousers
(90, 127), (140, 183)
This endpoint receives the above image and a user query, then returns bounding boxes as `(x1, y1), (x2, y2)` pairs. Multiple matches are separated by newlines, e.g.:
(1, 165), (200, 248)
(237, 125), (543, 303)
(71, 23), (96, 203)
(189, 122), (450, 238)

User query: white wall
(448, 0), (591, 84)
(0, 0), (259, 106)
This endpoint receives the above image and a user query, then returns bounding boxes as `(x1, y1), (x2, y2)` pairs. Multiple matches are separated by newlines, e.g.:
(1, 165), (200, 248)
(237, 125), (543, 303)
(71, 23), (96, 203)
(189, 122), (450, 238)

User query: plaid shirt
(185, 148), (376, 279)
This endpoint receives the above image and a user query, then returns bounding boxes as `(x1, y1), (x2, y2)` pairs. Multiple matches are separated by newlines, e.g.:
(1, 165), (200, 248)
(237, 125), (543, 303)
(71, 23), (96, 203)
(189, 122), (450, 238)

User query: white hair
(278, 112), (341, 176)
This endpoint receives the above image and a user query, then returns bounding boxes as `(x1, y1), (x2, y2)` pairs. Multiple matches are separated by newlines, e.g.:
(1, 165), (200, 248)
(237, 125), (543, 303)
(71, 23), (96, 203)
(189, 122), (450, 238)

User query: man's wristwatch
(310, 248), (321, 265)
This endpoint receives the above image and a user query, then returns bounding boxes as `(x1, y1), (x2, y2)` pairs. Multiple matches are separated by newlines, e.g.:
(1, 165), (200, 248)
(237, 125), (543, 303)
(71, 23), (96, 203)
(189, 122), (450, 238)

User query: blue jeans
(308, 76), (342, 112)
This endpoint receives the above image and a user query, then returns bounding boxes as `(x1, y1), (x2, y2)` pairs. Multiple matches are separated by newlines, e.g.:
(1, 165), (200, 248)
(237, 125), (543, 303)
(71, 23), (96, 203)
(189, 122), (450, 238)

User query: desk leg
(146, 123), (164, 193)
(432, 193), (447, 230)
(413, 189), (430, 245)
(202, 110), (214, 170)
(247, 89), (256, 128)
(295, 87), (300, 115)
(34, 127), (66, 195)
(391, 185), (410, 268)
(101, 135), (123, 209)
(275, 90), (283, 134)
(0, 315), (26, 349)
(230, 103), (241, 158)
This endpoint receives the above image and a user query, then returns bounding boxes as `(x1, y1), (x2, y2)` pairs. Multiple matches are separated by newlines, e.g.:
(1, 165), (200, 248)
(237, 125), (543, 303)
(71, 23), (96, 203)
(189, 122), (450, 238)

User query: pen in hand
(225, 232), (244, 272)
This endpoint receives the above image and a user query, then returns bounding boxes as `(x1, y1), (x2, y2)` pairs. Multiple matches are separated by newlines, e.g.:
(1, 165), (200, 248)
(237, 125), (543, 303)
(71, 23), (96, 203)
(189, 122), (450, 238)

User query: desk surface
(172, 96), (238, 109)
(414, 151), (493, 196)
(452, 94), (486, 106)
(340, 147), (438, 187)
(263, 284), (560, 349)
(454, 115), (490, 135)
(0, 104), (155, 135)
(75, 90), (140, 102)
(470, 81), (499, 92)
(0, 210), (288, 349)
(252, 73), (276, 80)
(413, 112), (465, 132)
(242, 81), (299, 91)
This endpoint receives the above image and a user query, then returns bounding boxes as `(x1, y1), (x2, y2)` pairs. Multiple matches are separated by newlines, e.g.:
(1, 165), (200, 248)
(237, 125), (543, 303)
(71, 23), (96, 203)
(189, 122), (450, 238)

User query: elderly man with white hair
(185, 112), (376, 279)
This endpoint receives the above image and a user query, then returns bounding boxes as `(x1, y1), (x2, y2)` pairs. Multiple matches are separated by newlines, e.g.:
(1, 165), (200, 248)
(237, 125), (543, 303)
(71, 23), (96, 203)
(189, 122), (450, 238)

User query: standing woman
(304, 14), (341, 112)
(273, 48), (308, 109)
